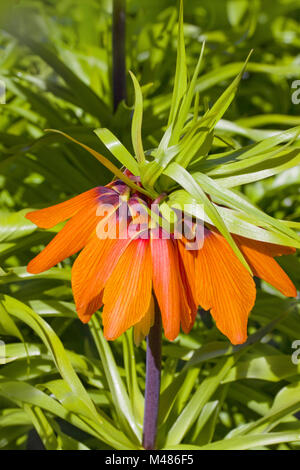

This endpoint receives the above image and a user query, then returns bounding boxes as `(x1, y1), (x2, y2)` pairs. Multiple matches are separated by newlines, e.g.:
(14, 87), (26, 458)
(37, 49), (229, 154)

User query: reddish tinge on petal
(176, 240), (198, 332)
(234, 236), (297, 298)
(195, 229), (256, 345)
(151, 238), (185, 341)
(26, 187), (104, 229)
(102, 239), (152, 340)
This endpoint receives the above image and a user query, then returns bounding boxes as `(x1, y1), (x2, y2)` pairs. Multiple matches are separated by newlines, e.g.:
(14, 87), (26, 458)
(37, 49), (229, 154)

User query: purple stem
(142, 302), (162, 450)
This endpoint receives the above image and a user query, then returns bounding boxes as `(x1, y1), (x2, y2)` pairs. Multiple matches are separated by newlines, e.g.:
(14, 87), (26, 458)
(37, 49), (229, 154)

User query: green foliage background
(0, 0), (300, 450)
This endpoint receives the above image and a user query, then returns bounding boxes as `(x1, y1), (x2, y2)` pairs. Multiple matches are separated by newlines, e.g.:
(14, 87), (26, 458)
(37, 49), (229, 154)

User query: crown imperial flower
(26, 171), (297, 345)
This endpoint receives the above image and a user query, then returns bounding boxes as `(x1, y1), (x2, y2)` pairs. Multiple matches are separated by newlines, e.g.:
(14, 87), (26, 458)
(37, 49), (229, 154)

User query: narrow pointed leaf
(94, 128), (140, 176)
(129, 71), (145, 164)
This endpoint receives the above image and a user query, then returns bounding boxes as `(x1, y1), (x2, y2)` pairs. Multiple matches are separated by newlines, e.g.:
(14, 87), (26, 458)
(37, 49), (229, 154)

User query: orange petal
(27, 200), (100, 274)
(177, 240), (198, 332)
(72, 233), (131, 323)
(102, 239), (152, 340)
(151, 238), (182, 341)
(134, 295), (155, 346)
(234, 235), (296, 257)
(234, 236), (297, 298)
(26, 187), (103, 228)
(195, 230), (256, 345)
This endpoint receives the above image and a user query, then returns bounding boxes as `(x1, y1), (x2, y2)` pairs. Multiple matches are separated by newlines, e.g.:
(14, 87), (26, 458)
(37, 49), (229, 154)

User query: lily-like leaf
(129, 71), (146, 164)
(170, 41), (205, 146)
(193, 172), (300, 247)
(168, 0), (187, 129)
(44, 129), (157, 199)
(94, 128), (140, 176)
(175, 51), (253, 168)
(167, 189), (300, 247)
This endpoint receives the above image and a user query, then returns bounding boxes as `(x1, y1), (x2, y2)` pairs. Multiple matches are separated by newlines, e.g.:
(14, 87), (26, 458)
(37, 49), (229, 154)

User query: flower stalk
(142, 300), (162, 450)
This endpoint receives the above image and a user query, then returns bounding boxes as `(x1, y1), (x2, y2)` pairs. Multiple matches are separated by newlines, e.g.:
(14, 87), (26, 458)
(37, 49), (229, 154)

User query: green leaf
(0, 380), (134, 449)
(0, 295), (99, 422)
(0, 302), (24, 343)
(168, 0), (187, 128)
(23, 404), (60, 450)
(159, 366), (200, 427)
(89, 315), (141, 444)
(193, 172), (300, 247)
(197, 60), (300, 93)
(235, 382), (300, 436)
(5, 33), (111, 124)
(189, 400), (219, 445)
(215, 149), (300, 188)
(0, 408), (31, 428)
(122, 330), (144, 426)
(206, 126), (300, 179)
(165, 431), (300, 450)
(94, 128), (140, 176)
(167, 189), (300, 247)
(223, 355), (300, 383)
(164, 355), (237, 446)
(170, 41), (205, 145)
(44, 129), (157, 198)
(129, 71), (145, 164)
(175, 51), (252, 168)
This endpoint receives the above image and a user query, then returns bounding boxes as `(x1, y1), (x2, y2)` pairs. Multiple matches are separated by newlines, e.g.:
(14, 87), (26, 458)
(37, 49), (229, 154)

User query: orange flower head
(26, 173), (297, 345)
